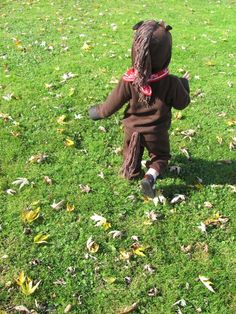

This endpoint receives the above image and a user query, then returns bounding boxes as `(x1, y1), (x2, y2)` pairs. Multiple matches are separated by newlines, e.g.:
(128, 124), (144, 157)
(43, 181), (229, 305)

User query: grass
(0, 0), (236, 313)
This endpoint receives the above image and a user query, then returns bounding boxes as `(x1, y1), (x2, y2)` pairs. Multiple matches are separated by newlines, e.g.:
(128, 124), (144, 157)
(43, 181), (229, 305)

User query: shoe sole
(141, 179), (155, 198)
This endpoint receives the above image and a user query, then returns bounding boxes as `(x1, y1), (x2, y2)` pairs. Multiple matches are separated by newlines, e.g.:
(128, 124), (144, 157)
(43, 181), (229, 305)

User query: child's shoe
(140, 174), (156, 198)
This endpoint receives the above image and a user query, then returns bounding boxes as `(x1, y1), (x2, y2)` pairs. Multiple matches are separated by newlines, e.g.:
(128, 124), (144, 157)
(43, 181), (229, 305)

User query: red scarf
(123, 68), (169, 96)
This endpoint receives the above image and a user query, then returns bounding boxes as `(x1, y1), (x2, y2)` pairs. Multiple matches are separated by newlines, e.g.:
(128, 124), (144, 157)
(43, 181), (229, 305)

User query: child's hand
(183, 71), (190, 80)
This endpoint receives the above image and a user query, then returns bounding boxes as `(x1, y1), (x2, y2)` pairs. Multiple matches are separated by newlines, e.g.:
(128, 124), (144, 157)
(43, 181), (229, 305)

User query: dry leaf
(86, 237), (99, 253)
(181, 129), (196, 140)
(66, 203), (75, 212)
(197, 222), (207, 233)
(28, 153), (48, 164)
(6, 188), (16, 195)
(64, 304), (72, 313)
(143, 264), (156, 274)
(98, 126), (106, 132)
(180, 147), (190, 159)
(169, 165), (181, 175)
(79, 184), (91, 193)
(170, 194), (186, 204)
(91, 214), (111, 230)
(118, 302), (139, 314)
(12, 177), (30, 190)
(147, 287), (160, 297)
(204, 201), (213, 208)
(21, 208), (40, 223)
(131, 243), (148, 257)
(51, 200), (65, 210)
(109, 230), (123, 239)
(199, 275), (215, 293)
(44, 176), (53, 185)
(34, 233), (49, 244)
(204, 212), (229, 227)
(60, 72), (77, 83)
(119, 249), (132, 261)
(14, 305), (30, 313)
(57, 115), (67, 125)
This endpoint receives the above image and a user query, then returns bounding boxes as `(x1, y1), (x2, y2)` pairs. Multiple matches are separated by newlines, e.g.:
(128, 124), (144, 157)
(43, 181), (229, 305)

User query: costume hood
(131, 20), (172, 73)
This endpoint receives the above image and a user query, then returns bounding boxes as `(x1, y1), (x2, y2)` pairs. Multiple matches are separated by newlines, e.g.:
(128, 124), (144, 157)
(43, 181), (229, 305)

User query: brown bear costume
(89, 20), (190, 194)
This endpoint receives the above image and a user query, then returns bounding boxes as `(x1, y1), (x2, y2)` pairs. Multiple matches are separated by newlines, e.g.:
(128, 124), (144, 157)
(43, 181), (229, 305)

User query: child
(88, 20), (190, 198)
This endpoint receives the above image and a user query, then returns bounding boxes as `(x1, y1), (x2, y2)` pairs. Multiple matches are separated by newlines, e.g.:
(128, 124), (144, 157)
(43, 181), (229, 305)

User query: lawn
(0, 0), (236, 313)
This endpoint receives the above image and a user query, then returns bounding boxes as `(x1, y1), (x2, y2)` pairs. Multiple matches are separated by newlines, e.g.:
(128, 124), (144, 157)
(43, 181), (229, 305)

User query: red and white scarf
(123, 67), (169, 96)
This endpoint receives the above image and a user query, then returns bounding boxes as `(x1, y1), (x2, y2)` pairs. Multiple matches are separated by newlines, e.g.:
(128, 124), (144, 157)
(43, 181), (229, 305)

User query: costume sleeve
(90, 78), (131, 120)
(171, 77), (190, 110)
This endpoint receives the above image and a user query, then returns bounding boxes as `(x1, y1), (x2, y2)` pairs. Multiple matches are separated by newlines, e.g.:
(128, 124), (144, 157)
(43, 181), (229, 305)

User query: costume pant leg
(144, 131), (171, 176)
(122, 128), (144, 179)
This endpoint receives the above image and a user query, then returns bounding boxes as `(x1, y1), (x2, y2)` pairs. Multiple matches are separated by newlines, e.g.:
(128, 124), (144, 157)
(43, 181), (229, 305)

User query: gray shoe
(141, 174), (156, 198)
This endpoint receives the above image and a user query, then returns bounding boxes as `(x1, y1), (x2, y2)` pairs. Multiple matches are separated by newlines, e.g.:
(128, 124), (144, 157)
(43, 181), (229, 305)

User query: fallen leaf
(57, 115), (67, 125)
(86, 236), (99, 253)
(204, 212), (229, 227)
(34, 233), (49, 244)
(5, 188), (16, 195)
(180, 147), (190, 159)
(199, 275), (215, 293)
(118, 302), (139, 314)
(51, 200), (65, 210)
(60, 72), (77, 83)
(131, 243), (148, 257)
(119, 249), (132, 260)
(170, 194), (186, 204)
(143, 264), (156, 274)
(103, 277), (116, 284)
(15, 271), (26, 286)
(90, 214), (111, 230)
(109, 230), (123, 239)
(169, 165), (181, 175)
(28, 153), (48, 164)
(66, 203), (75, 212)
(65, 138), (75, 147)
(44, 176), (53, 185)
(14, 305), (31, 313)
(64, 304), (72, 313)
(79, 184), (91, 193)
(98, 126), (106, 132)
(21, 278), (41, 296)
(197, 222), (207, 233)
(147, 287), (160, 297)
(21, 207), (40, 223)
(12, 177), (30, 190)
(204, 201), (213, 208)
(181, 129), (196, 140)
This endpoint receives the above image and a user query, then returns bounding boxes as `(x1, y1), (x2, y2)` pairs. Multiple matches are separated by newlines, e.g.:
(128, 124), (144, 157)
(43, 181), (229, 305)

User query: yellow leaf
(119, 249), (132, 260)
(15, 271), (26, 286)
(68, 87), (75, 96)
(34, 233), (49, 244)
(102, 221), (111, 230)
(64, 138), (74, 147)
(56, 128), (65, 133)
(66, 203), (75, 212)
(21, 207), (40, 223)
(103, 277), (116, 284)
(21, 277), (41, 296)
(206, 60), (215, 66)
(57, 115), (67, 125)
(86, 237), (99, 253)
(227, 118), (236, 126)
(132, 247), (146, 257)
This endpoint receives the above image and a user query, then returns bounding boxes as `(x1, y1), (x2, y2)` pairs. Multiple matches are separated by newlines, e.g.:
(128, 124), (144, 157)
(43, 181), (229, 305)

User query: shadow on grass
(160, 155), (236, 196)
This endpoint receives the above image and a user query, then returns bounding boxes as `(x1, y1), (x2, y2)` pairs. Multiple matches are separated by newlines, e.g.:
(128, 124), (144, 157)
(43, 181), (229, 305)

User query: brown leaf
(14, 305), (31, 313)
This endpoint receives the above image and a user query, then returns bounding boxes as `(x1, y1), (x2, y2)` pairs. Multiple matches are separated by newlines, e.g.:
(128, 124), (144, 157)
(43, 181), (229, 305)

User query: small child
(89, 20), (190, 198)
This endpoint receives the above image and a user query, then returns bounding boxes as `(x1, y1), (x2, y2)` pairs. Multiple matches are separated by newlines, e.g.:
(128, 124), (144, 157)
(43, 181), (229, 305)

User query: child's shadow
(161, 155), (236, 196)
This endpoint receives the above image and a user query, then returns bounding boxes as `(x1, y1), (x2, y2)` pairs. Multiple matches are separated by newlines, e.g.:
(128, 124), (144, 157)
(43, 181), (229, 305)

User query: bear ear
(132, 21), (144, 30)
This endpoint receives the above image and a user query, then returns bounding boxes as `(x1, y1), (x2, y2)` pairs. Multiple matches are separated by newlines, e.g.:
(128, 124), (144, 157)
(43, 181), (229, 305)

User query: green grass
(0, 0), (236, 313)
